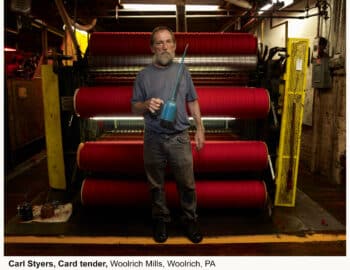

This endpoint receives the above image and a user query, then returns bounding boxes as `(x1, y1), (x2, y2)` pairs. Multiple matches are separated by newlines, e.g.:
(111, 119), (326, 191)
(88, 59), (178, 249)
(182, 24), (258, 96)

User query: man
(131, 26), (205, 243)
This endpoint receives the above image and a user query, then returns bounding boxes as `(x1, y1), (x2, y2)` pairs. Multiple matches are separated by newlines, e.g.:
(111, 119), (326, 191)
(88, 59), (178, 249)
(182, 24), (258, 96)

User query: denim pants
(143, 129), (198, 222)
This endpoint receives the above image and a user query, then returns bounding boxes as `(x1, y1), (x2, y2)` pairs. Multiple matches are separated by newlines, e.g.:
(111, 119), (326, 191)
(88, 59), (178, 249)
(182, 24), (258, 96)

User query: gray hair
(150, 26), (176, 46)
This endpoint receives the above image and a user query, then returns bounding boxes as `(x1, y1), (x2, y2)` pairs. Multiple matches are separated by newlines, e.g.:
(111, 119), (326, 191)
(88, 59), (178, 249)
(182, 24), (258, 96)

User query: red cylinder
(196, 86), (270, 118)
(89, 32), (257, 56)
(77, 140), (268, 173)
(74, 86), (270, 119)
(192, 140), (268, 173)
(81, 178), (267, 209)
(74, 86), (133, 118)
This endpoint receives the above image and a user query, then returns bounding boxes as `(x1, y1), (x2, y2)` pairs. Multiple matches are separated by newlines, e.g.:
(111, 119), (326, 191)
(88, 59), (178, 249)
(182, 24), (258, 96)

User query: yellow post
(41, 65), (66, 190)
(275, 38), (309, 206)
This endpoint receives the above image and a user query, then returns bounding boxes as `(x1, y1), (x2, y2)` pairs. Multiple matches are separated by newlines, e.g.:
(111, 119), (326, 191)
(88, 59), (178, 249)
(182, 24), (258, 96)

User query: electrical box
(312, 37), (332, 89)
(312, 57), (332, 89)
(10, 0), (31, 14)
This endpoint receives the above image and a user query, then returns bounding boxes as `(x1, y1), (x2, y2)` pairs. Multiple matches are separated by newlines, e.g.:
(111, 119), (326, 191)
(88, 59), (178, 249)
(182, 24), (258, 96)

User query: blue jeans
(143, 129), (198, 222)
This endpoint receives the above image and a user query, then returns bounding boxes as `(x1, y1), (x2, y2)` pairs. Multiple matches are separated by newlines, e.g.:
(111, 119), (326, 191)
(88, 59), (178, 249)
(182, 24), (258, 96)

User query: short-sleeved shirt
(132, 61), (197, 134)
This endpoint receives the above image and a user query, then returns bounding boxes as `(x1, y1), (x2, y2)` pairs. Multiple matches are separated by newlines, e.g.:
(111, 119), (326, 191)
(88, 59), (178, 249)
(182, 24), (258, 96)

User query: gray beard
(154, 52), (173, 66)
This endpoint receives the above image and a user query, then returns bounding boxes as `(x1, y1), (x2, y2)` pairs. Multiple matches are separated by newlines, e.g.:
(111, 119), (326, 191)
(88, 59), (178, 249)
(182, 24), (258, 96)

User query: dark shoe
(152, 220), (168, 243)
(184, 220), (203, 243)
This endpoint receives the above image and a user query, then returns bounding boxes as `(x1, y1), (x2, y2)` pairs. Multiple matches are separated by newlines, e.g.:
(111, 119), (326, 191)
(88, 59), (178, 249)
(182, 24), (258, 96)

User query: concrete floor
(4, 150), (347, 256)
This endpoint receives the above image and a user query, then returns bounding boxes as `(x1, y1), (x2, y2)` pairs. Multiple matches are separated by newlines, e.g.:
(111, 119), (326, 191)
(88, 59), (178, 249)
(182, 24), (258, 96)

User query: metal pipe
(55, 0), (82, 60)
(270, 17), (289, 49)
(31, 19), (64, 37)
(252, 13), (321, 19)
(5, 28), (19, 35)
(220, 11), (247, 32)
(114, 14), (233, 18)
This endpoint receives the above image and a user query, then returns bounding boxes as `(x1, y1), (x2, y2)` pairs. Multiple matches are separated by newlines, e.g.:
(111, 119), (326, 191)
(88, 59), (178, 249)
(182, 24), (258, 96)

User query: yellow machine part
(62, 28), (89, 65)
(275, 38), (309, 206)
(41, 65), (66, 190)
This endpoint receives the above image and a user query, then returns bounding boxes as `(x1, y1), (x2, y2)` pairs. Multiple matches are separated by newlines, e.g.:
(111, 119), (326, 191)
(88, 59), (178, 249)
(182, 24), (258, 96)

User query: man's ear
(150, 45), (155, 54)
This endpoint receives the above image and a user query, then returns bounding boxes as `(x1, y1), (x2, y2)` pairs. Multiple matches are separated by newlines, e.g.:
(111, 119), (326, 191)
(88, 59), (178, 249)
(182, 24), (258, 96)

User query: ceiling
(4, 0), (293, 52)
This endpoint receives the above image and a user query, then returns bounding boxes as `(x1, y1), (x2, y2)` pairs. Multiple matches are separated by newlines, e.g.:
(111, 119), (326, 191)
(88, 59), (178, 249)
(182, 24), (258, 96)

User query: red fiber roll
(77, 140), (268, 173)
(81, 178), (267, 208)
(77, 141), (144, 173)
(192, 141), (268, 173)
(74, 86), (133, 118)
(89, 32), (257, 56)
(196, 86), (270, 118)
(74, 86), (270, 118)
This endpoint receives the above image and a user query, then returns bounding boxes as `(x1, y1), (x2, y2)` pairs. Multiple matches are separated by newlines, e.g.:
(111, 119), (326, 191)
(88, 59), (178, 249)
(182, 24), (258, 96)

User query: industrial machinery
(41, 0), (279, 214)
(72, 31), (273, 210)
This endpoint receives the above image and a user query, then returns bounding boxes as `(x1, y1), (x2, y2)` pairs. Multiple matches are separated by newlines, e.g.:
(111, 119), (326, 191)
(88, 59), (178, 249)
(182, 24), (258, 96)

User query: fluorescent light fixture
(91, 116), (144, 120)
(258, 0), (294, 14)
(191, 117), (236, 121)
(122, 4), (220, 12)
(281, 0), (294, 7)
(258, 3), (273, 14)
(5, 47), (17, 52)
(90, 116), (235, 121)
(123, 4), (175, 11)
(186, 5), (220, 12)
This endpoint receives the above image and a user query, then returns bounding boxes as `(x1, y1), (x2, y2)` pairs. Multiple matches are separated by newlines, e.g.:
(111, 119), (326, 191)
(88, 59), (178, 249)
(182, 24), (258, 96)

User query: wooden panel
(310, 69), (346, 184)
(6, 78), (45, 151)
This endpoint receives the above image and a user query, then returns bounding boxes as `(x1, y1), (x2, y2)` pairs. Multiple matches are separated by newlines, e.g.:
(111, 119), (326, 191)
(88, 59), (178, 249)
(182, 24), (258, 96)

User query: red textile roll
(74, 86), (133, 118)
(74, 86), (270, 118)
(196, 86), (270, 118)
(77, 140), (268, 173)
(192, 141), (268, 173)
(77, 141), (144, 173)
(81, 178), (267, 208)
(89, 32), (257, 56)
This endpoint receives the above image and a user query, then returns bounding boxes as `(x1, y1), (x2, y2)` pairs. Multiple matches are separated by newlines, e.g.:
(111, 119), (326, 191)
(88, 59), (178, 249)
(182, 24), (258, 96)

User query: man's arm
(187, 99), (205, 151)
(132, 98), (164, 115)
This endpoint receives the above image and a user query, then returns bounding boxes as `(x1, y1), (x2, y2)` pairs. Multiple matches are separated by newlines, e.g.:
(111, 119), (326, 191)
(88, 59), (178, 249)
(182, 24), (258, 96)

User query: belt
(145, 129), (187, 136)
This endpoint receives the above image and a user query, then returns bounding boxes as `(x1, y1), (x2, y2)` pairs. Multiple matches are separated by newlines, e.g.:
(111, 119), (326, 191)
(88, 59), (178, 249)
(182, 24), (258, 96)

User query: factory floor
(4, 150), (346, 256)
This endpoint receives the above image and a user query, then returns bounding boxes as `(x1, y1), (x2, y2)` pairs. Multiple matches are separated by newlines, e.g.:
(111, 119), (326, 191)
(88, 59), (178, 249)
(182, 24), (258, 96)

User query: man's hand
(147, 98), (164, 113)
(194, 128), (205, 151)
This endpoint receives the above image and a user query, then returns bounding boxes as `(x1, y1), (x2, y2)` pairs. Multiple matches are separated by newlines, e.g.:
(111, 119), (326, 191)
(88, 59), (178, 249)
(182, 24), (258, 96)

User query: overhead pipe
(220, 11), (247, 32)
(114, 14), (232, 18)
(253, 13), (321, 19)
(243, 7), (324, 30)
(72, 18), (97, 32)
(70, 0), (96, 32)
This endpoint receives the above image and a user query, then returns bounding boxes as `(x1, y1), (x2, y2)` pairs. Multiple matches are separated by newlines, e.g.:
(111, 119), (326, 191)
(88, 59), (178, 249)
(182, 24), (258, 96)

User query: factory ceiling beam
(176, 0), (187, 32)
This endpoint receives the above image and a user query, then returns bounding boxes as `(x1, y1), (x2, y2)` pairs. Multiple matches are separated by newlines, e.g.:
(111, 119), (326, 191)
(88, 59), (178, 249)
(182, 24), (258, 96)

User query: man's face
(151, 30), (176, 66)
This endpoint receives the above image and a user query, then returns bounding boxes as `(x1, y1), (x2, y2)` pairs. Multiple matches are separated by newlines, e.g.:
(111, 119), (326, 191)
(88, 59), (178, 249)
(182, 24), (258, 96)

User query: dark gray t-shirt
(132, 61), (197, 134)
